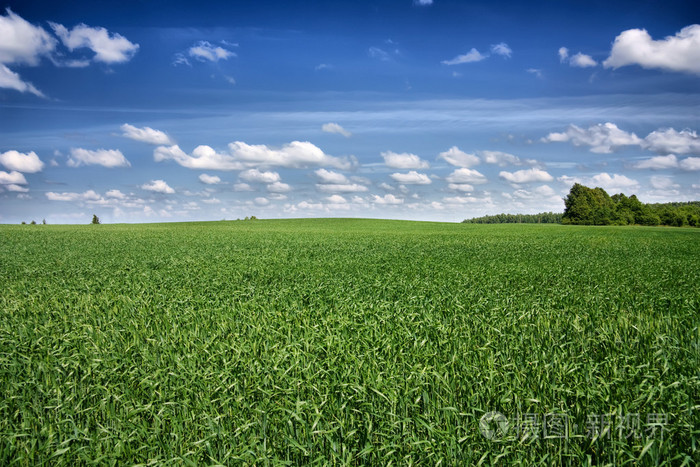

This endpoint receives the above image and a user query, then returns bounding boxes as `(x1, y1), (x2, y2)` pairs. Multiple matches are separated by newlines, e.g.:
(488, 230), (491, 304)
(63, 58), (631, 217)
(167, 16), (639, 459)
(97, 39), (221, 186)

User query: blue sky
(1, 0), (699, 223)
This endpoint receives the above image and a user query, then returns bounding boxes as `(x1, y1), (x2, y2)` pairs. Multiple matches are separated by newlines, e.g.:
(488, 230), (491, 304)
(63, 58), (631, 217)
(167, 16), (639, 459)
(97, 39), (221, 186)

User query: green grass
(0, 219), (698, 465)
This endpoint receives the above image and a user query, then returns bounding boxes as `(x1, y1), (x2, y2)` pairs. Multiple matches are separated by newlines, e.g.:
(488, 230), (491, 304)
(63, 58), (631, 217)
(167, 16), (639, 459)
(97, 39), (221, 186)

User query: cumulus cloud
(50, 22), (139, 64)
(480, 150), (534, 167)
(603, 25), (700, 75)
(0, 64), (44, 96)
(559, 46), (597, 67)
(0, 170), (27, 185)
(382, 151), (430, 169)
(569, 53), (597, 68)
(0, 9), (56, 65)
(441, 48), (486, 65)
(67, 148), (130, 168)
(644, 128), (700, 155)
(121, 124), (174, 145)
(106, 189), (126, 199)
(154, 145), (244, 171)
(187, 41), (235, 62)
(499, 168), (553, 184)
(680, 157), (700, 171)
(157, 141), (355, 171)
(322, 122), (351, 137)
(414, 0), (433, 5)
(491, 43), (512, 58)
(447, 183), (474, 192)
(254, 197), (270, 206)
(228, 141), (356, 169)
(199, 173), (221, 184)
(315, 168), (349, 184)
(326, 194), (347, 204)
(372, 194), (403, 205)
(0, 9), (55, 96)
(240, 169), (281, 184)
(558, 47), (569, 62)
(316, 183), (368, 193)
(141, 179), (175, 194)
(234, 183), (253, 191)
(0, 150), (44, 173)
(632, 154), (679, 170)
(650, 176), (680, 191)
(437, 146), (479, 168)
(445, 168), (488, 184)
(558, 172), (639, 193)
(390, 171), (432, 184)
(46, 189), (101, 201)
(267, 181), (291, 193)
(542, 122), (642, 153)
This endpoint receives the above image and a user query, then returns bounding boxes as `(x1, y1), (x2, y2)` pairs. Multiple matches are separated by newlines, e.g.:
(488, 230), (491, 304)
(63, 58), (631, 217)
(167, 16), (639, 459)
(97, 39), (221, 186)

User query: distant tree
(250, 215), (257, 220)
(30, 220), (36, 225)
(21, 221), (26, 225)
(91, 214), (100, 225)
(42, 219), (47, 225)
(563, 183), (616, 225)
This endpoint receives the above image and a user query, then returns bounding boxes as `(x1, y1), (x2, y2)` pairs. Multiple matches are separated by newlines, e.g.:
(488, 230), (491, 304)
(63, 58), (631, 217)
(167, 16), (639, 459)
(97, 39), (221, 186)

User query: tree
(563, 183), (615, 225)
(91, 214), (100, 225)
(30, 220), (36, 225)
(42, 219), (47, 225)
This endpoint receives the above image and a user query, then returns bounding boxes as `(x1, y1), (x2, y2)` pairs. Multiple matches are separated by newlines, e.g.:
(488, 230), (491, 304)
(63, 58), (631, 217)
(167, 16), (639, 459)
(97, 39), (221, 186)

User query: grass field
(1, 219), (698, 465)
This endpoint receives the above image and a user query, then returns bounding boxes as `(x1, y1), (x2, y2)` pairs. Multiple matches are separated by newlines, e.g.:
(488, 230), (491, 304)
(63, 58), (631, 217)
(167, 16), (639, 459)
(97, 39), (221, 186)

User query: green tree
(91, 214), (100, 225)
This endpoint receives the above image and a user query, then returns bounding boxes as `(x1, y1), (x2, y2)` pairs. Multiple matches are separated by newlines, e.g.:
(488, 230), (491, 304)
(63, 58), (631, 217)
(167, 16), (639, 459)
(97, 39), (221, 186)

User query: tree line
(463, 183), (700, 227)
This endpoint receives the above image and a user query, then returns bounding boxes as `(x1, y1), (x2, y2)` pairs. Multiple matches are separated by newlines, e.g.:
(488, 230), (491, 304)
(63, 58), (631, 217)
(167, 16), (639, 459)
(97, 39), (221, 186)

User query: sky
(1, 0), (699, 224)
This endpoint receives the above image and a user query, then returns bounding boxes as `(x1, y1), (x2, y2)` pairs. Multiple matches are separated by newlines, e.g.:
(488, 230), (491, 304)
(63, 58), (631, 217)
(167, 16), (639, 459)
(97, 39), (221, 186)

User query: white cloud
(322, 122), (351, 137)
(315, 168), (349, 184)
(121, 124), (174, 145)
(0, 63), (44, 97)
(240, 169), (281, 184)
(234, 183), (253, 191)
(558, 47), (569, 62)
(382, 151), (430, 169)
(0, 9), (56, 65)
(441, 48), (486, 65)
(644, 128), (700, 155)
(199, 173), (221, 184)
(650, 176), (679, 190)
(569, 52), (597, 68)
(50, 22), (139, 64)
(447, 183), (474, 192)
(267, 181), (291, 193)
(228, 141), (355, 170)
(46, 189), (101, 202)
(542, 122), (642, 153)
(414, 0), (433, 5)
(326, 194), (347, 204)
(316, 183), (368, 193)
(188, 41), (235, 62)
(679, 157), (700, 171)
(0, 170), (27, 185)
(390, 171), (432, 185)
(558, 172), (639, 193)
(372, 194), (403, 205)
(0, 9), (54, 96)
(6, 183), (28, 192)
(437, 146), (479, 168)
(527, 68), (543, 78)
(154, 145), (244, 170)
(491, 43), (512, 58)
(141, 179), (175, 194)
(67, 148), (130, 168)
(632, 154), (678, 170)
(0, 150), (44, 173)
(603, 25), (700, 75)
(479, 150), (532, 167)
(443, 195), (483, 204)
(254, 197), (270, 206)
(499, 168), (553, 184)
(106, 189), (126, 199)
(445, 168), (488, 184)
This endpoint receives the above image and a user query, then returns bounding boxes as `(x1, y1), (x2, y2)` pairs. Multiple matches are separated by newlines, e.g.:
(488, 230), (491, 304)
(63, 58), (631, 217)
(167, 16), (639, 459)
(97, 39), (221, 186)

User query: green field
(1, 219), (698, 465)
